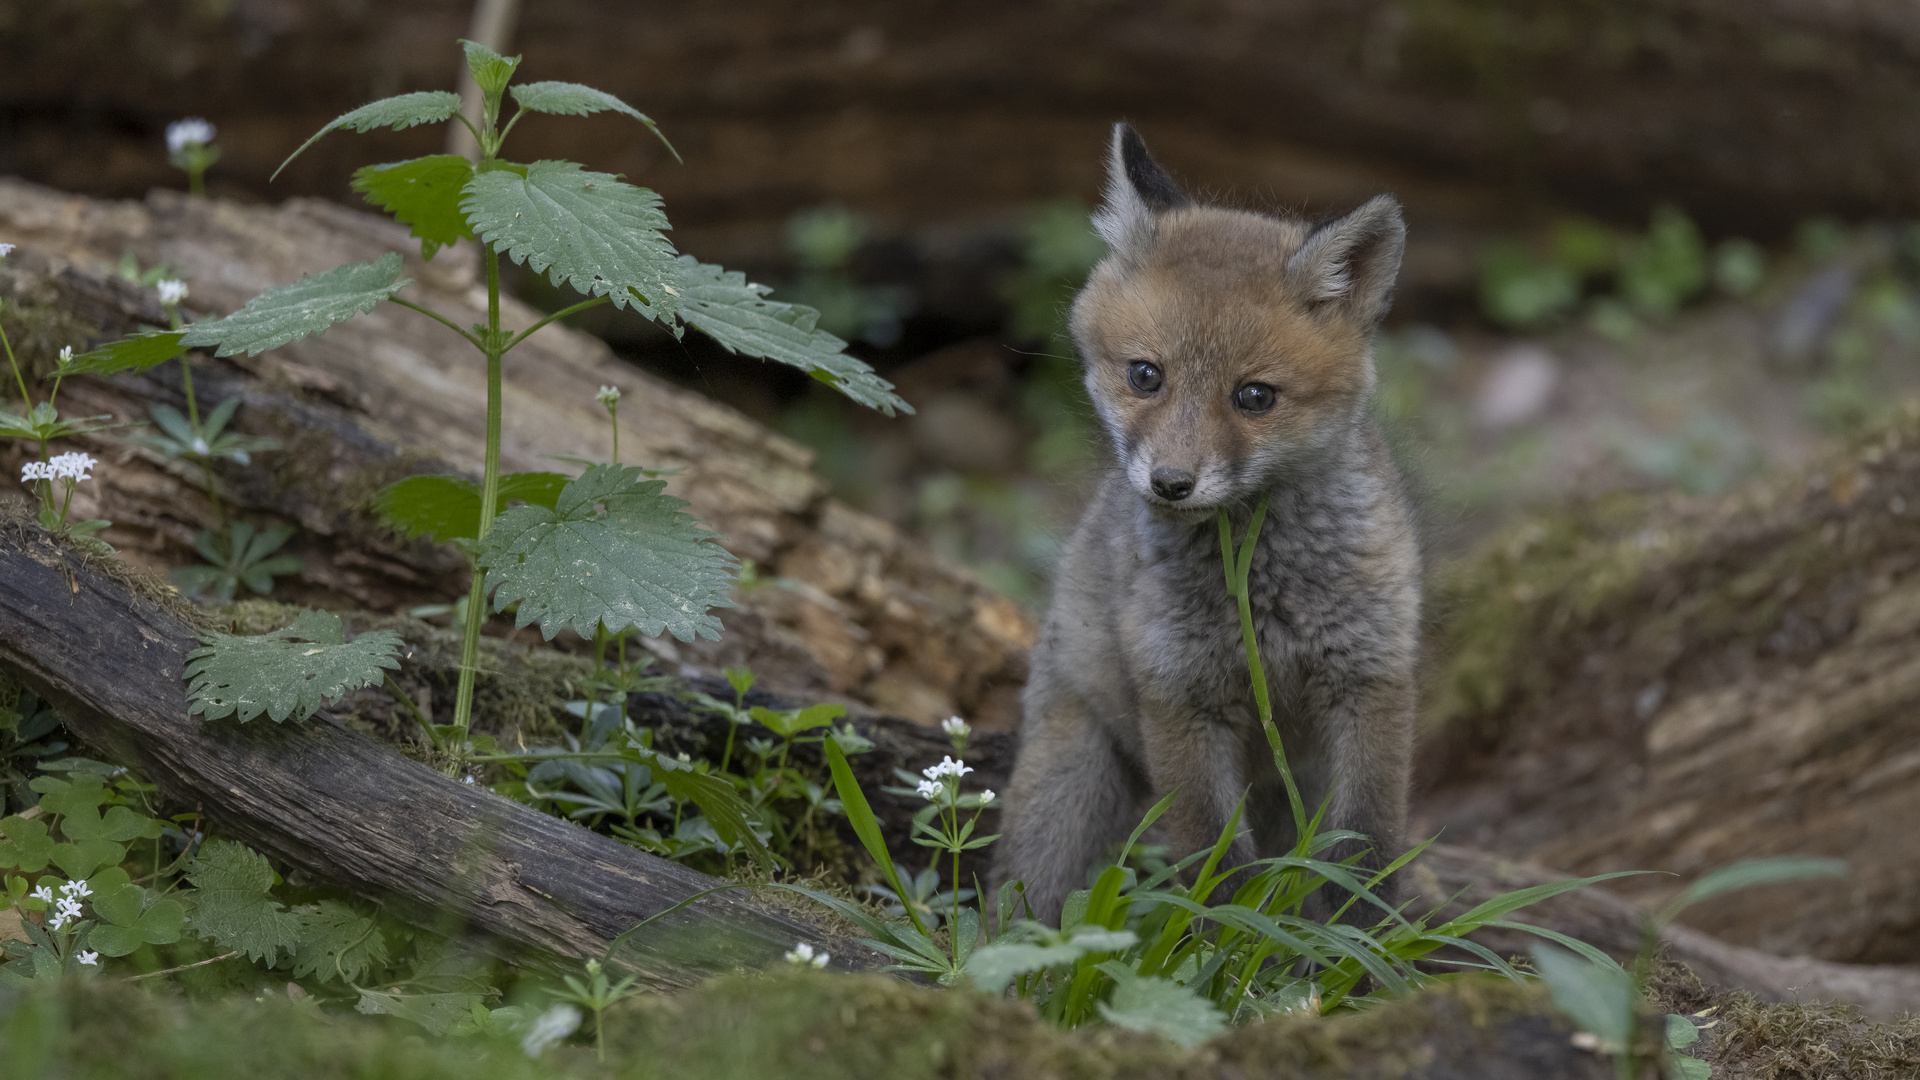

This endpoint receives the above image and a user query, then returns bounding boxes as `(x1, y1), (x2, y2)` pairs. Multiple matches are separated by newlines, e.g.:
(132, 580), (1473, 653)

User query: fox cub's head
(1071, 124), (1405, 517)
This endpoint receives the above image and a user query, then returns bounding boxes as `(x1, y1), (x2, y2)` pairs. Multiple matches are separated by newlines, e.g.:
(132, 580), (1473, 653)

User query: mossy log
(1421, 409), (1920, 967)
(0, 509), (884, 987)
(0, 178), (1034, 731)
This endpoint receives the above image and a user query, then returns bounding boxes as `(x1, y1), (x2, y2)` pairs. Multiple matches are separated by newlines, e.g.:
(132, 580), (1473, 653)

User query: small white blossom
(48, 452), (97, 482)
(59, 879), (92, 899)
(979, 789), (996, 805)
(596, 384), (621, 408)
(21, 461), (52, 484)
(29, 885), (53, 903)
(58, 345), (73, 365)
(520, 1003), (581, 1058)
(921, 756), (972, 781)
(48, 896), (84, 931)
(915, 778), (944, 802)
(0, 242), (14, 257)
(76, 950), (99, 966)
(156, 279), (188, 306)
(784, 942), (829, 968)
(940, 716), (970, 738)
(166, 118), (216, 155)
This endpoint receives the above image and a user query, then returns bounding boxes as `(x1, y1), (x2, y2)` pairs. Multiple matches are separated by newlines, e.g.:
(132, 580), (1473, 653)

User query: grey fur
(995, 129), (1420, 925)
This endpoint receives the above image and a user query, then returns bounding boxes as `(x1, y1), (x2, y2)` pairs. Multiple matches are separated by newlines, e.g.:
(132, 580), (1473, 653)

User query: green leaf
(88, 884), (186, 957)
(185, 839), (301, 965)
(179, 254), (410, 358)
(61, 331), (186, 376)
(291, 900), (389, 984)
(508, 81), (677, 159)
(1665, 1012), (1701, 1050)
(274, 91), (465, 180)
(1671, 1057), (1713, 1080)
(963, 926), (1138, 995)
(0, 816), (54, 873)
(461, 161), (679, 316)
(1531, 943), (1637, 1051)
(1656, 857), (1848, 927)
(351, 156), (476, 260)
(460, 39), (521, 100)
(372, 471), (568, 545)
(633, 745), (773, 872)
(355, 989), (486, 1035)
(184, 609), (405, 724)
(1097, 972), (1227, 1047)
(476, 464), (736, 642)
(671, 256), (911, 416)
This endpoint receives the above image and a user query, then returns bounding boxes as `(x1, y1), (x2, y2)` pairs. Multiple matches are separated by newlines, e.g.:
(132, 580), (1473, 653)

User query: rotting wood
(0, 511), (883, 988)
(0, 178), (1035, 732)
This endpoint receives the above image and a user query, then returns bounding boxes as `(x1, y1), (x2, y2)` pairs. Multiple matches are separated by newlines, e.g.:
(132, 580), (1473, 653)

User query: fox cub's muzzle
(1149, 466), (1195, 502)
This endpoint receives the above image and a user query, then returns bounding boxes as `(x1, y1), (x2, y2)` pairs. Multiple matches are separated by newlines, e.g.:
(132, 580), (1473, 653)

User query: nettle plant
(75, 42), (908, 781)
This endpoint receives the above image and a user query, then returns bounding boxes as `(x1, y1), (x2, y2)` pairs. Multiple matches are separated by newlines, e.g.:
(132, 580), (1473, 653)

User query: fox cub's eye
(1235, 383), (1277, 414)
(1127, 361), (1164, 394)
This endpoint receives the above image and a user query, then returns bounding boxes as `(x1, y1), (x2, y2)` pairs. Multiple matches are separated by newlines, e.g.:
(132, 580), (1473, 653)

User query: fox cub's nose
(1150, 466), (1195, 502)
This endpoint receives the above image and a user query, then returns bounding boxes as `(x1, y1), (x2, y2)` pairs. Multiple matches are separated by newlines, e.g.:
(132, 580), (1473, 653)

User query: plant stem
(0, 321), (54, 510)
(391, 297), (484, 349)
(127, 950), (239, 981)
(451, 245), (506, 741)
(1218, 494), (1306, 834)
(502, 295), (609, 353)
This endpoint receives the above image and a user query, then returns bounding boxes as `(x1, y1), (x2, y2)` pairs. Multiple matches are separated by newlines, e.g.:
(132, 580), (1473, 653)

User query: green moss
(0, 271), (110, 384)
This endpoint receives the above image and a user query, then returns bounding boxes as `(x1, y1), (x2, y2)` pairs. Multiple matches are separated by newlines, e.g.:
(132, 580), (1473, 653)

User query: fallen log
(0, 508), (881, 987)
(1420, 408), (1920, 965)
(0, 178), (1035, 732)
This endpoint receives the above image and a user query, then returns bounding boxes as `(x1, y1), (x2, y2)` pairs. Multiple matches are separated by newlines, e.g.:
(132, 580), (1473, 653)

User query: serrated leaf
(351, 156), (476, 260)
(372, 471), (568, 545)
(291, 900), (389, 984)
(184, 609), (404, 724)
(179, 254), (410, 358)
(671, 256), (911, 416)
(476, 464), (736, 642)
(356, 989), (487, 1035)
(88, 885), (185, 957)
(275, 91), (465, 180)
(185, 839), (301, 965)
(461, 39), (520, 98)
(508, 81), (677, 159)
(462, 161), (678, 316)
(1097, 974), (1227, 1047)
(61, 330), (186, 376)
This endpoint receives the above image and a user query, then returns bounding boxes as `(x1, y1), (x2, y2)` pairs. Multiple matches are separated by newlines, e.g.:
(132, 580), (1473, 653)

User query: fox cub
(996, 124), (1420, 923)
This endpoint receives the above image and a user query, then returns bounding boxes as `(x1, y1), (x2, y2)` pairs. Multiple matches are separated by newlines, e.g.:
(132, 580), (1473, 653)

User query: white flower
(166, 118), (216, 154)
(979, 789), (996, 805)
(921, 756), (972, 781)
(596, 385), (621, 408)
(784, 942), (829, 968)
(519, 1003), (581, 1058)
(940, 716), (970, 738)
(76, 950), (99, 966)
(0, 242), (14, 257)
(59, 879), (92, 899)
(47, 896), (83, 931)
(58, 345), (73, 366)
(156, 279), (188, 306)
(29, 885), (53, 903)
(48, 452), (97, 482)
(21, 461), (52, 484)
(915, 778), (944, 802)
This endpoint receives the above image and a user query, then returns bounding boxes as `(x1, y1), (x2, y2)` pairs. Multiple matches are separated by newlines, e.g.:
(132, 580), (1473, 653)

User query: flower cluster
(166, 118), (216, 155)
(157, 279), (189, 306)
(46, 878), (92, 931)
(784, 941), (829, 968)
(21, 452), (98, 485)
(940, 715), (971, 751)
(913, 755), (993, 805)
(0, 242), (14, 258)
(596, 384), (621, 409)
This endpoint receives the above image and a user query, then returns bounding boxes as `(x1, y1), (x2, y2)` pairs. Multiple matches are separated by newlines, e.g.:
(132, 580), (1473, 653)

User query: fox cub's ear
(1092, 123), (1189, 261)
(1285, 195), (1406, 327)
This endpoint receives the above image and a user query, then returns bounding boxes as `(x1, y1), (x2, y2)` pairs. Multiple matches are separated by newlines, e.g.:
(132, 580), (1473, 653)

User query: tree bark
(0, 508), (883, 987)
